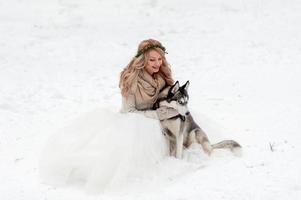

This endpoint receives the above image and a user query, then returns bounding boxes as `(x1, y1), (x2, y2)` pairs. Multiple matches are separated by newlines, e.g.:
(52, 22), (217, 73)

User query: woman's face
(144, 49), (163, 75)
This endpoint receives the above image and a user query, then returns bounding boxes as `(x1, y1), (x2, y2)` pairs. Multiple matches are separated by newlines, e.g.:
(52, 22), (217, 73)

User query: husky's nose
(185, 111), (190, 115)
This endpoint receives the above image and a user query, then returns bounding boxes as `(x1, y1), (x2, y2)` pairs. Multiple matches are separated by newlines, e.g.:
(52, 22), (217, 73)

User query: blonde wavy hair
(119, 39), (174, 97)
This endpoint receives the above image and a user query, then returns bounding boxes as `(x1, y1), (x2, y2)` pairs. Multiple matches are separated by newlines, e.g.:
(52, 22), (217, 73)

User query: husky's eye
(177, 98), (185, 104)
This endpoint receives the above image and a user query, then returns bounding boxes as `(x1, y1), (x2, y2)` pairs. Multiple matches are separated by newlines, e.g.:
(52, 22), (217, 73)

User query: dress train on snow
(39, 107), (169, 192)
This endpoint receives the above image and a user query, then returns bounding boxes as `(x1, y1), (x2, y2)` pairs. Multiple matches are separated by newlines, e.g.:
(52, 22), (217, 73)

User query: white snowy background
(1, 0), (301, 199)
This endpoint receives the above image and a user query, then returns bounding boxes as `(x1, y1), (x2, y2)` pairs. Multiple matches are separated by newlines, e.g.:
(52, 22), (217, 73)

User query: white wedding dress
(39, 107), (169, 193)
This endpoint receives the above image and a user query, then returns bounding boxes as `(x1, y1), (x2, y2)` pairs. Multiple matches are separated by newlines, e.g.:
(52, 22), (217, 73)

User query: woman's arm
(120, 94), (158, 119)
(120, 94), (179, 120)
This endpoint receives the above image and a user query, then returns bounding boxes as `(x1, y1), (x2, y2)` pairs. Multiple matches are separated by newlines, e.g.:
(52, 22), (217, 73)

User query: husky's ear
(169, 81), (180, 94)
(181, 80), (190, 91)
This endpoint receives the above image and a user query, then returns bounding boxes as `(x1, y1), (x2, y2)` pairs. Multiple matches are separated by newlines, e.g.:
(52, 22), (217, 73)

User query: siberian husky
(154, 81), (241, 159)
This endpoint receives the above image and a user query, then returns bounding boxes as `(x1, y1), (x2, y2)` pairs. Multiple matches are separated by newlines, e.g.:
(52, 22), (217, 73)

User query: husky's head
(160, 81), (190, 116)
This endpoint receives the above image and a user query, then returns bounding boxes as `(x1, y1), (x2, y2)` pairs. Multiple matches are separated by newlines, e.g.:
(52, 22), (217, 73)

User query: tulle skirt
(39, 107), (169, 193)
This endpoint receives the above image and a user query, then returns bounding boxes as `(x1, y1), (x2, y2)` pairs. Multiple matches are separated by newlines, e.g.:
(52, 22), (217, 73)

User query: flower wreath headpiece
(135, 44), (168, 58)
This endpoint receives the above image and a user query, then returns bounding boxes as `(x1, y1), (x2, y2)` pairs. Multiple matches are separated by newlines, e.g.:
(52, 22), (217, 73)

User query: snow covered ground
(1, 0), (301, 199)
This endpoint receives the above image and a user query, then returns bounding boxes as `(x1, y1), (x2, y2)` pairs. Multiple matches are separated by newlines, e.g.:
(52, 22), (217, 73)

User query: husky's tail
(212, 140), (241, 152)
(195, 128), (241, 156)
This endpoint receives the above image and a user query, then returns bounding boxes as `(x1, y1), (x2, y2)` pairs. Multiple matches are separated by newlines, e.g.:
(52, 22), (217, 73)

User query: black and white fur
(155, 81), (241, 159)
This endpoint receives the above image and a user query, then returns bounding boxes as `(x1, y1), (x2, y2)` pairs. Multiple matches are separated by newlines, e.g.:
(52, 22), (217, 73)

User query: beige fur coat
(120, 70), (178, 120)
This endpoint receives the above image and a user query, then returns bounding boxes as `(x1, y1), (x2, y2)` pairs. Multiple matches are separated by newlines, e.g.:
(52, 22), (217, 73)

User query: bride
(39, 39), (180, 192)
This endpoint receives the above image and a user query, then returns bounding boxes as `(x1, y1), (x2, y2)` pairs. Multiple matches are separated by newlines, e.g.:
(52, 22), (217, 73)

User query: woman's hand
(156, 107), (179, 120)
